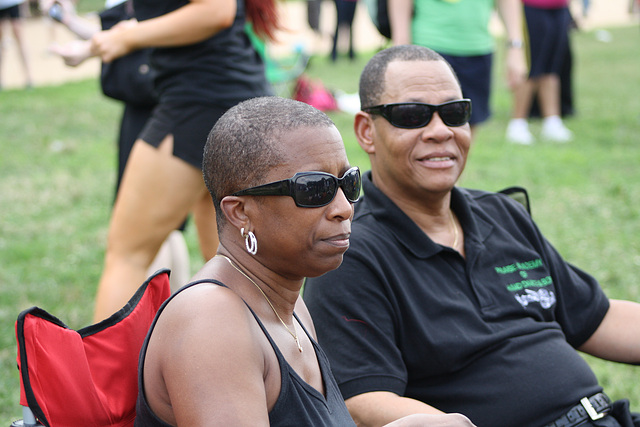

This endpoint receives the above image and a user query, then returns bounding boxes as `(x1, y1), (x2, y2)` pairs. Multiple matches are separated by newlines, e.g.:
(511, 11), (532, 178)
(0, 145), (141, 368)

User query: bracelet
(506, 39), (524, 49)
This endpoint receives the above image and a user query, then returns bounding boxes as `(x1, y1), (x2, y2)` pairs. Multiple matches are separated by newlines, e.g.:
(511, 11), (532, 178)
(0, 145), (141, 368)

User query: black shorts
(0, 4), (21, 19)
(439, 52), (492, 126)
(524, 5), (572, 78)
(139, 102), (229, 170)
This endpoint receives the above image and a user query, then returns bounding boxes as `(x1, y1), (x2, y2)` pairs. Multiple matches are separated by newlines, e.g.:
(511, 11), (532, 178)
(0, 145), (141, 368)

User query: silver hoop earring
(241, 227), (258, 255)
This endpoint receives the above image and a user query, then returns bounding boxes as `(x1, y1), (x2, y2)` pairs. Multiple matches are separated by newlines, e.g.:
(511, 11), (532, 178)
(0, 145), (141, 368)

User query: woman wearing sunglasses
(135, 96), (474, 426)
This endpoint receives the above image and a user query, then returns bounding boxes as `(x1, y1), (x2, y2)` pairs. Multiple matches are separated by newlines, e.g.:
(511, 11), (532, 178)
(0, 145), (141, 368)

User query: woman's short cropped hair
(203, 96), (336, 225)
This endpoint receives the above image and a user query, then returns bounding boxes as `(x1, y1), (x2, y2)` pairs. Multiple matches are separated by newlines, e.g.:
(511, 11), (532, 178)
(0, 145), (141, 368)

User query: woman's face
(250, 125), (355, 280)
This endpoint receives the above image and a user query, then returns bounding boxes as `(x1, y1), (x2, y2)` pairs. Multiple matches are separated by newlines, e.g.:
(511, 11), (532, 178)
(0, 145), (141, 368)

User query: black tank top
(133, 0), (273, 106)
(135, 279), (356, 426)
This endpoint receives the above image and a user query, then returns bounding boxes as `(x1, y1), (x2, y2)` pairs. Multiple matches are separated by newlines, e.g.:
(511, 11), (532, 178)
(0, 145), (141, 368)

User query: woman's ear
(354, 111), (376, 155)
(220, 196), (250, 231)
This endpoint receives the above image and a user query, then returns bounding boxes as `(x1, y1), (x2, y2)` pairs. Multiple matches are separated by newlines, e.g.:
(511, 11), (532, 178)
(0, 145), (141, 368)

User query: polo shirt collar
(359, 171), (494, 258)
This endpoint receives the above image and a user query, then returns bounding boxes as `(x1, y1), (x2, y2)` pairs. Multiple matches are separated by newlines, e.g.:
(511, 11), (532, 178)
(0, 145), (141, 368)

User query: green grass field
(1, 23), (639, 423)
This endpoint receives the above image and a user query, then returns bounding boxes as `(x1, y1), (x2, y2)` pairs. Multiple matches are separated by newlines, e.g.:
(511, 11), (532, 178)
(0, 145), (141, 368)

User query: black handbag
(98, 1), (157, 107)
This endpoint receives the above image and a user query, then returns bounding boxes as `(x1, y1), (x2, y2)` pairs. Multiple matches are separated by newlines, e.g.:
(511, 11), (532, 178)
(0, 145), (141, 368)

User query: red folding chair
(11, 269), (171, 427)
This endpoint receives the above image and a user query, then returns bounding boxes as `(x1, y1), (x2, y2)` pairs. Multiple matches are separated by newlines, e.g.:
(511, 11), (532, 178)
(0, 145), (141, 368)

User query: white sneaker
(541, 116), (573, 143)
(506, 119), (535, 145)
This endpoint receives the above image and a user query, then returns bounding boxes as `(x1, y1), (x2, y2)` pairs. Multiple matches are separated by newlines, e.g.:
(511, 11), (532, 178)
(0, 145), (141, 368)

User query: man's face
(367, 60), (472, 203)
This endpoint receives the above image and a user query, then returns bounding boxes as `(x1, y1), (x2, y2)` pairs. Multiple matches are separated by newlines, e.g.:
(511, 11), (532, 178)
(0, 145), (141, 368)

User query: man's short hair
(359, 45), (457, 108)
(203, 96), (336, 225)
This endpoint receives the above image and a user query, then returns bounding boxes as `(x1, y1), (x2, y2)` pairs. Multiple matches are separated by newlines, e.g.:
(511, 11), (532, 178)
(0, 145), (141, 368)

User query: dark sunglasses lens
(389, 104), (433, 128)
(440, 101), (471, 126)
(293, 169), (361, 207)
(341, 169), (361, 202)
(294, 175), (336, 206)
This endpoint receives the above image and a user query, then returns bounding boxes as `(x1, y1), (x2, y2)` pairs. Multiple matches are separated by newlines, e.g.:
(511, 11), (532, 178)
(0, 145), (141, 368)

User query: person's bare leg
(166, 230), (191, 291)
(10, 18), (33, 87)
(469, 124), (477, 141)
(0, 22), (5, 88)
(512, 78), (539, 119)
(537, 73), (561, 117)
(93, 135), (211, 322)
(146, 230), (191, 293)
(193, 190), (219, 262)
(538, 73), (572, 142)
(506, 77), (539, 144)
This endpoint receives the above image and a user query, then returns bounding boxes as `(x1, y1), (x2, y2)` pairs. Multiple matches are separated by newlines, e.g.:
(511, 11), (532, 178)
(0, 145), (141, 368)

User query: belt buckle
(580, 397), (606, 421)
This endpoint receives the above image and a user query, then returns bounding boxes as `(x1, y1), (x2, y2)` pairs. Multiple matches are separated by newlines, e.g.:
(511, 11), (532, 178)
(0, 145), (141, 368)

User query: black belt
(544, 393), (612, 427)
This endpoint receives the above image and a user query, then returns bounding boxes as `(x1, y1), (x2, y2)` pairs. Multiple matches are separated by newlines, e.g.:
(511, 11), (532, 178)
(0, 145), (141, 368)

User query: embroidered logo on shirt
(495, 258), (556, 309)
(514, 288), (556, 309)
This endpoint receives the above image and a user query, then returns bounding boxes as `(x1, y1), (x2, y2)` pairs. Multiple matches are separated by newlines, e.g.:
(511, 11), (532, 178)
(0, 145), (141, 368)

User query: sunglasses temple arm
(235, 181), (291, 197)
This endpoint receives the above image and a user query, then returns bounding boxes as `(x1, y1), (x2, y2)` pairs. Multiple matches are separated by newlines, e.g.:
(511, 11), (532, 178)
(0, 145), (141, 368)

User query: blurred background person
(0, 0), (33, 89)
(42, 0), (191, 292)
(88, 0), (280, 322)
(331, 0), (357, 61)
(506, 0), (574, 144)
(388, 0), (527, 139)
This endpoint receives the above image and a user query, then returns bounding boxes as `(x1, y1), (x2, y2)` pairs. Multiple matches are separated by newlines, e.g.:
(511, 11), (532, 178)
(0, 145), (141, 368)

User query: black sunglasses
(232, 167), (362, 208)
(362, 99), (472, 128)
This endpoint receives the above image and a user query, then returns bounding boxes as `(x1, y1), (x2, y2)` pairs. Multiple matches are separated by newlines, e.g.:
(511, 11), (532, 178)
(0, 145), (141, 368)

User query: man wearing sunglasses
(304, 45), (640, 427)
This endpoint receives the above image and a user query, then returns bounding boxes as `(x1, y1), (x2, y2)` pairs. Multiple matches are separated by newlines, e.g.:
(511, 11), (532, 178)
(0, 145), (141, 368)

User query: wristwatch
(506, 39), (524, 49)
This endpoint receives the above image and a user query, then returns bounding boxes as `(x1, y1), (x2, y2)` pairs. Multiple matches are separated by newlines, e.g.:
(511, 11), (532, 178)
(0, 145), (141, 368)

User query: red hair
(245, 0), (280, 42)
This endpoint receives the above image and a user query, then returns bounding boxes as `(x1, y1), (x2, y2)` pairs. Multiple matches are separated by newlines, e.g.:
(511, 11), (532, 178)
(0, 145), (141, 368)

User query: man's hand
(505, 46), (527, 90)
(347, 391), (478, 427)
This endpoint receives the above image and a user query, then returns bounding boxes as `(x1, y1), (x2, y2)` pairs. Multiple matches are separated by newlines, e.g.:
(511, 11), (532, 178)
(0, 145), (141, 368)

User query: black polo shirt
(304, 171), (610, 427)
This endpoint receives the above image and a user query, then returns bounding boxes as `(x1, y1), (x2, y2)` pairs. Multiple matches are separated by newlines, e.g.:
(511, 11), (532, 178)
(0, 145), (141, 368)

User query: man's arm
(389, 0), (413, 45)
(495, 0), (527, 90)
(578, 299), (640, 364)
(346, 391), (476, 427)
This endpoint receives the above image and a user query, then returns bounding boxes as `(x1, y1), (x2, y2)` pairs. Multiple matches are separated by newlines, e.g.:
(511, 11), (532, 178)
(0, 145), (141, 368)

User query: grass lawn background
(0, 22), (638, 423)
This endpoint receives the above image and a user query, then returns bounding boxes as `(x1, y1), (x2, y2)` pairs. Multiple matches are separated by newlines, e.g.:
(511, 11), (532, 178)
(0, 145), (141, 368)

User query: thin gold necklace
(449, 210), (459, 249)
(216, 254), (303, 353)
